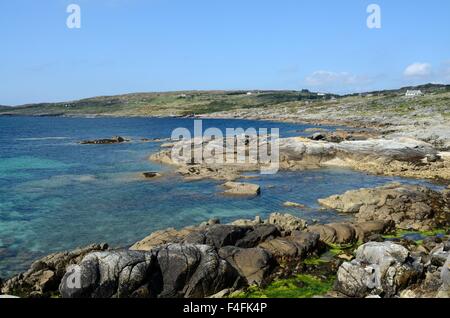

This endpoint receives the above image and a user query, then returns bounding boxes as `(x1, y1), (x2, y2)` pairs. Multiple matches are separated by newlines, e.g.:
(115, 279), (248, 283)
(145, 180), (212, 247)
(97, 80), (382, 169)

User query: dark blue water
(0, 116), (441, 278)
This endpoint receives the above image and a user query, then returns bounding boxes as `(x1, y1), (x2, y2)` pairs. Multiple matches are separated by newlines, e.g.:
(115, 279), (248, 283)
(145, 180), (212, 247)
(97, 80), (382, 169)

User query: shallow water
(0, 116), (441, 278)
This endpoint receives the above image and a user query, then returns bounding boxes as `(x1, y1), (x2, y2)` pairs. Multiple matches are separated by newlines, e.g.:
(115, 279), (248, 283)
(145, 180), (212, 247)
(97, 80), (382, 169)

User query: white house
(405, 90), (423, 97)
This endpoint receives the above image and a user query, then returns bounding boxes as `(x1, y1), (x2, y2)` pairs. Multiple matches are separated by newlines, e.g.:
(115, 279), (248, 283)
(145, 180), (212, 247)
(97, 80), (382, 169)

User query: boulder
(307, 224), (337, 244)
(222, 182), (261, 196)
(156, 244), (239, 298)
(334, 242), (423, 297)
(1, 243), (108, 297)
(235, 225), (280, 248)
(258, 231), (321, 260)
(267, 212), (307, 233)
(198, 225), (252, 249)
(130, 227), (198, 251)
(218, 247), (274, 286)
(353, 221), (395, 241)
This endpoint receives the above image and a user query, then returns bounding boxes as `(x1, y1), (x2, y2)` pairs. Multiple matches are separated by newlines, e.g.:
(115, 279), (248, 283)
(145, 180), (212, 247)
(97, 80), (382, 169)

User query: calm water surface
(0, 116), (441, 277)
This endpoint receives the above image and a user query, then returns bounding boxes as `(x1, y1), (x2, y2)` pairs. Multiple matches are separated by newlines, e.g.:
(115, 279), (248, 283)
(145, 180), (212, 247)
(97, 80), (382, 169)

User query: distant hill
(0, 84), (448, 117)
(0, 90), (338, 117)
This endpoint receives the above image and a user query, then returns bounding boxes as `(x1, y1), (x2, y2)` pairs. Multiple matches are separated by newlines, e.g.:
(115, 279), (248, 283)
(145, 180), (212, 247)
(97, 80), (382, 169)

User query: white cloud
(403, 62), (432, 77)
(305, 71), (370, 86)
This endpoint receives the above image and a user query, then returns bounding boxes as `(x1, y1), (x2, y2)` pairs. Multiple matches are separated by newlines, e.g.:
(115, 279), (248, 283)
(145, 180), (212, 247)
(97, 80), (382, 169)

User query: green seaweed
(303, 257), (329, 266)
(326, 242), (360, 256)
(230, 274), (335, 298)
(382, 228), (448, 242)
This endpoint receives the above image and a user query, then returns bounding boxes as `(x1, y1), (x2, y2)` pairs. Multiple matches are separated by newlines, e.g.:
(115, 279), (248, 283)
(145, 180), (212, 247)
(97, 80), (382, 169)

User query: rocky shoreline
(1, 121), (449, 298)
(1, 181), (448, 298)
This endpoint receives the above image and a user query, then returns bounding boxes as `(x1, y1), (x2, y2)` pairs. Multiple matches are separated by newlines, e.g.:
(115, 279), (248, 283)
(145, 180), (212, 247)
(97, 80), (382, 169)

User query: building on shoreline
(405, 90), (423, 97)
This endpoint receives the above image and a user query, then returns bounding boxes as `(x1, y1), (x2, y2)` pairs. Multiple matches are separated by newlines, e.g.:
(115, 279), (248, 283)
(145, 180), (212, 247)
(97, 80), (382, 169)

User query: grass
(230, 274), (335, 298)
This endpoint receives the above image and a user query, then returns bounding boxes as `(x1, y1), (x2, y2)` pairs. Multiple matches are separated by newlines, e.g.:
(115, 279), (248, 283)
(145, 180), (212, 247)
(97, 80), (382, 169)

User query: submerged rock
(80, 136), (128, 145)
(142, 172), (161, 179)
(222, 182), (261, 196)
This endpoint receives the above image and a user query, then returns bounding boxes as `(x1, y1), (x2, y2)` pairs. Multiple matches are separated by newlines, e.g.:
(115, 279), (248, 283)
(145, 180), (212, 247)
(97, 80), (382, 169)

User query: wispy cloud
(403, 62), (432, 78)
(305, 71), (372, 87)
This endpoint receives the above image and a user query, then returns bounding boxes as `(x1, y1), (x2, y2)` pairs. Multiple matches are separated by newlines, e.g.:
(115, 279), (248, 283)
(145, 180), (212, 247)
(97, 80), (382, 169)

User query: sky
(1, 0), (450, 105)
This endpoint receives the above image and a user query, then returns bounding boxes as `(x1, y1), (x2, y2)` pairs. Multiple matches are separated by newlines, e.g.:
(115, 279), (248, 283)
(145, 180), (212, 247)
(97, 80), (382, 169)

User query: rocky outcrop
(334, 242), (424, 297)
(1, 244), (108, 297)
(151, 135), (447, 182)
(80, 136), (128, 145)
(318, 183), (449, 231)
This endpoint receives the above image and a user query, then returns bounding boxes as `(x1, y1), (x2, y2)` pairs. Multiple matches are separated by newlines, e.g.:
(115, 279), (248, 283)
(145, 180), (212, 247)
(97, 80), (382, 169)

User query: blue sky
(1, 0), (450, 105)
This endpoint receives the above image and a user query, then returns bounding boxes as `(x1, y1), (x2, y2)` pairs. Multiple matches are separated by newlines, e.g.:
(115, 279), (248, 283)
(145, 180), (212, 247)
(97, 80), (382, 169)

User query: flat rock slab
(222, 182), (261, 196)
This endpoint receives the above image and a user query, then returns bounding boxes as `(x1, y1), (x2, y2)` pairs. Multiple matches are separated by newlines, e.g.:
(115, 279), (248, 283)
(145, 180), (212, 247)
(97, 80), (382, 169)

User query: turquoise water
(0, 116), (441, 278)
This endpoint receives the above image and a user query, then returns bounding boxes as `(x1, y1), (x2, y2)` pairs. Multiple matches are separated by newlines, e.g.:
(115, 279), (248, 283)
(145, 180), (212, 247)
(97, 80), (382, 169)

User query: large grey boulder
(59, 250), (154, 298)
(59, 244), (240, 298)
(335, 242), (423, 298)
(218, 247), (274, 286)
(156, 244), (239, 298)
